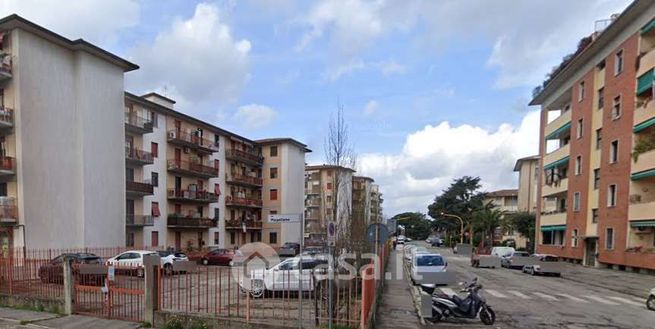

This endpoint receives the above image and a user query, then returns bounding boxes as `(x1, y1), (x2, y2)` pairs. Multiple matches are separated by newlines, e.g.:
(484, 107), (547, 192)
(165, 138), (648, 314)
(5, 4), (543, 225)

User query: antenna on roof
(163, 85), (169, 97)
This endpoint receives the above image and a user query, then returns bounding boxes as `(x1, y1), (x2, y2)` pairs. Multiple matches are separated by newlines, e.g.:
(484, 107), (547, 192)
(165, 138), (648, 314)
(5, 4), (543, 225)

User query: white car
(490, 246), (515, 258)
(239, 256), (327, 297)
(410, 253), (447, 283)
(106, 250), (157, 277)
(156, 250), (189, 274)
(409, 246), (429, 261)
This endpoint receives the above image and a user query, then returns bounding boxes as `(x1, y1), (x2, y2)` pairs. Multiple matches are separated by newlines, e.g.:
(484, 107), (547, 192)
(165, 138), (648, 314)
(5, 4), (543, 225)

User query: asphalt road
(412, 243), (655, 329)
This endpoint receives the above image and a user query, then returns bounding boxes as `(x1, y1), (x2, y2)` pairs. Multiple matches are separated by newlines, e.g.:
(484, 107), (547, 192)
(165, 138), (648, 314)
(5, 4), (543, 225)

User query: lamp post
(440, 212), (464, 244)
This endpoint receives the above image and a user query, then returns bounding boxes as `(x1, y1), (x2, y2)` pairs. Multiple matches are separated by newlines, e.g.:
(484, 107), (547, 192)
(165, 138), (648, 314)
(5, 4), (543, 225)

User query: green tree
(472, 206), (506, 247)
(427, 176), (486, 241)
(505, 212), (536, 252)
(392, 212), (432, 240)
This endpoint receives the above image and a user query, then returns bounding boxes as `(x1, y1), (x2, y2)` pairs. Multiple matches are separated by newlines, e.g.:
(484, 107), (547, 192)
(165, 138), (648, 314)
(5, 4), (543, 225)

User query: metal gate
(73, 264), (145, 322)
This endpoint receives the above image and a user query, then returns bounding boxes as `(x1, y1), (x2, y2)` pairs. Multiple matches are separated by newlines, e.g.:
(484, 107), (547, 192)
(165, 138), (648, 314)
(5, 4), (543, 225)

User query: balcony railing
(225, 148), (264, 165)
(167, 159), (219, 178)
(306, 198), (321, 207)
(167, 215), (216, 228)
(0, 106), (13, 129)
(124, 113), (153, 134)
(225, 196), (263, 208)
(167, 130), (219, 153)
(0, 157), (15, 174)
(226, 173), (263, 187)
(306, 185), (321, 195)
(126, 180), (154, 195)
(167, 189), (218, 203)
(0, 200), (17, 223)
(126, 214), (154, 227)
(125, 147), (154, 165)
(225, 220), (263, 229)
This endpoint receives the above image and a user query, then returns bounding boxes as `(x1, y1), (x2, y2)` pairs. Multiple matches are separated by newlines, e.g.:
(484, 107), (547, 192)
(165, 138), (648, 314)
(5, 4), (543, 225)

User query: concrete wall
(279, 143), (305, 244)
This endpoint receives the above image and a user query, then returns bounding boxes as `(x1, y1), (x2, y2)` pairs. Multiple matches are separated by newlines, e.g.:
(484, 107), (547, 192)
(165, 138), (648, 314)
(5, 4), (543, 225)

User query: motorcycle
(421, 277), (495, 325)
(648, 288), (655, 311)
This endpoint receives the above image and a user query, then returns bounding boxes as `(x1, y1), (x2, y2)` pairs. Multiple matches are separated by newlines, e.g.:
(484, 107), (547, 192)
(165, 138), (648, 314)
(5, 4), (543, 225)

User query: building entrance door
(584, 238), (597, 267)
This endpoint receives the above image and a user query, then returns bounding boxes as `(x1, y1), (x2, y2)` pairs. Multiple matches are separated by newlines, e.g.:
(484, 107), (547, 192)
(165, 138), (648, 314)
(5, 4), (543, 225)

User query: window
(578, 81), (585, 101)
(151, 231), (159, 247)
(151, 142), (158, 158)
(576, 119), (583, 139)
(595, 128), (602, 150)
(214, 208), (220, 221)
(214, 159), (220, 169)
(593, 169), (600, 189)
(152, 202), (161, 217)
(270, 167), (278, 179)
(270, 145), (278, 157)
(214, 134), (220, 146)
(592, 208), (599, 223)
(269, 232), (278, 244)
(606, 227), (615, 250)
(270, 189), (278, 201)
(597, 87), (604, 109)
(230, 232), (236, 245)
(326, 182), (333, 190)
(572, 229), (579, 248)
(610, 140), (619, 163)
(612, 96), (621, 119)
(575, 156), (582, 175)
(327, 170), (332, 177)
(614, 50), (623, 75)
(214, 183), (221, 196)
(151, 172), (159, 187)
(270, 210), (278, 215)
(214, 232), (219, 245)
(326, 195), (332, 203)
(573, 192), (581, 212)
(126, 232), (135, 247)
(608, 184), (617, 207)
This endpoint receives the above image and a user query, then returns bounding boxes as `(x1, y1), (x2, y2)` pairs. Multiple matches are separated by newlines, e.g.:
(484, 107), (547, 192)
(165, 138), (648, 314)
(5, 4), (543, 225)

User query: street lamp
(440, 212), (464, 244)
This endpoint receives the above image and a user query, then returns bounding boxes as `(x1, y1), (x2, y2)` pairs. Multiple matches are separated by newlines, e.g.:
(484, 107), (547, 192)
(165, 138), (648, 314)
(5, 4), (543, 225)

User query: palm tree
(472, 207), (506, 247)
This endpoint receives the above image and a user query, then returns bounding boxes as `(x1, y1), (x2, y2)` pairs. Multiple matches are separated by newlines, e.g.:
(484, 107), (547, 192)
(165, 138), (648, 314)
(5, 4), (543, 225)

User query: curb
(403, 258), (426, 326)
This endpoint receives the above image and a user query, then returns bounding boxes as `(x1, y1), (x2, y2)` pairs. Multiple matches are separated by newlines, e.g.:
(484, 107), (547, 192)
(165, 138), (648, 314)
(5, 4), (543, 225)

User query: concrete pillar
(62, 256), (73, 315)
(143, 254), (161, 324)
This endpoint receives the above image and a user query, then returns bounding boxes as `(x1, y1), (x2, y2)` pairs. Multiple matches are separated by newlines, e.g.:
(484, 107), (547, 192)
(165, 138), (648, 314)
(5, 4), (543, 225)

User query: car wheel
(202, 259), (209, 266)
(530, 268), (536, 276)
(647, 295), (655, 311)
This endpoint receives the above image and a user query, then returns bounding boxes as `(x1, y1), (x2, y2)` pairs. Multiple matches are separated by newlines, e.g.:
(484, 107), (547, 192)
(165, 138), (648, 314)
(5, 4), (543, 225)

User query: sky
(0, 0), (633, 216)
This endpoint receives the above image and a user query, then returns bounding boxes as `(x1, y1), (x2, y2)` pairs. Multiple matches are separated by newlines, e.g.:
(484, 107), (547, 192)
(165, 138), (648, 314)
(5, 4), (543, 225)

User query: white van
(490, 246), (515, 258)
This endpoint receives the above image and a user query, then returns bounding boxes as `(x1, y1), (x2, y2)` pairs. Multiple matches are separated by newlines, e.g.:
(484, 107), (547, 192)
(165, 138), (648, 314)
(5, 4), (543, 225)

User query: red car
(200, 249), (235, 266)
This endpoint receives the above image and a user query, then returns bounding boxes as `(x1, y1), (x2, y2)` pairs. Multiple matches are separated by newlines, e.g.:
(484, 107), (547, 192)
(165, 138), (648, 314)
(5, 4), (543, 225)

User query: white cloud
(127, 3), (251, 106)
(233, 104), (277, 130)
(378, 60), (406, 76)
(0, 0), (139, 45)
(358, 110), (540, 216)
(364, 100), (378, 116)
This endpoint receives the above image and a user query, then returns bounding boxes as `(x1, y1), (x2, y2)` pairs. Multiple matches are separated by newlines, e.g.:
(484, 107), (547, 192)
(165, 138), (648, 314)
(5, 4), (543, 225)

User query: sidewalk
(0, 308), (140, 329)
(374, 249), (422, 329)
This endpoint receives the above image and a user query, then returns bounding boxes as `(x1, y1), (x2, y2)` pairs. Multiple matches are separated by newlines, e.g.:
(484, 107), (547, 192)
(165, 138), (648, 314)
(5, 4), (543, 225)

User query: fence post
(360, 264), (374, 329)
(63, 256), (73, 315)
(143, 254), (161, 325)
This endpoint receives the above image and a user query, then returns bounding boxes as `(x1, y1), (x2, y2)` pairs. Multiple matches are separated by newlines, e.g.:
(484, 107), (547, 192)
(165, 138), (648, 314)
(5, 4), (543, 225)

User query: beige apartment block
(485, 189), (527, 248)
(258, 138), (310, 247)
(370, 184), (384, 223)
(0, 15), (138, 249)
(514, 155), (540, 213)
(353, 176), (374, 225)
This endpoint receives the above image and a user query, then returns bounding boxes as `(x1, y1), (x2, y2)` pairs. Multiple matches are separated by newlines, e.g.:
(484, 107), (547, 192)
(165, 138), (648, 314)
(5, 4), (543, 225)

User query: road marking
(507, 290), (532, 299)
(485, 289), (507, 298)
(608, 296), (644, 307)
(440, 288), (457, 296)
(556, 294), (588, 303)
(533, 292), (558, 301)
(631, 296), (646, 303)
(583, 295), (619, 305)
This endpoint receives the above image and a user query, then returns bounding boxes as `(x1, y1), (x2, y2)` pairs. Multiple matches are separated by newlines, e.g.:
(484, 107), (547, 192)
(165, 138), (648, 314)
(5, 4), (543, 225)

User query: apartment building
(370, 184), (383, 223)
(531, 0), (655, 271)
(513, 155), (540, 213)
(485, 189), (526, 248)
(304, 165), (354, 246)
(0, 15), (138, 249)
(352, 176), (374, 225)
(257, 138), (310, 248)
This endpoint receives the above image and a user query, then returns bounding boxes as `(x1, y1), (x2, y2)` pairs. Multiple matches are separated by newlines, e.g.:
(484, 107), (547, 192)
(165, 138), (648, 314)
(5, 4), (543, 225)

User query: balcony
(638, 47), (655, 77)
(544, 110), (572, 141)
(540, 210), (567, 226)
(225, 173), (263, 187)
(167, 159), (218, 179)
(543, 144), (570, 169)
(124, 113), (153, 134)
(306, 185), (321, 195)
(225, 220), (263, 230)
(125, 147), (154, 166)
(167, 215), (216, 229)
(629, 197), (655, 221)
(0, 198), (17, 224)
(306, 198), (321, 208)
(225, 148), (264, 166)
(126, 215), (154, 227)
(126, 180), (154, 197)
(634, 100), (655, 130)
(0, 53), (12, 81)
(0, 106), (14, 130)
(225, 196), (262, 208)
(0, 157), (15, 176)
(542, 178), (568, 197)
(167, 130), (218, 154)
(632, 148), (655, 174)
(167, 189), (218, 203)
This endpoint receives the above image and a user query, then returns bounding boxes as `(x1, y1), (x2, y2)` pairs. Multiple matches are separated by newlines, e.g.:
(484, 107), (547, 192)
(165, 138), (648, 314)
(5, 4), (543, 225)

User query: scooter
(421, 277), (495, 325)
(648, 288), (655, 311)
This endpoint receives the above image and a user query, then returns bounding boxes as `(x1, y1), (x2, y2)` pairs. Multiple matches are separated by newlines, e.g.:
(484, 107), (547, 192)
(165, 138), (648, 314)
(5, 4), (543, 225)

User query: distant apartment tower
(370, 184), (384, 223)
(258, 138), (310, 247)
(485, 189), (526, 248)
(352, 176), (374, 225)
(513, 155), (540, 213)
(0, 15), (138, 249)
(304, 165), (354, 246)
(531, 0), (655, 271)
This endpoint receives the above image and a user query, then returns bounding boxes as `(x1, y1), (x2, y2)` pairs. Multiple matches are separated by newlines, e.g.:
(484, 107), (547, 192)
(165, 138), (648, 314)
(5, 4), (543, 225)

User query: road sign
(268, 213), (301, 223)
(327, 221), (336, 247)
(367, 223), (389, 243)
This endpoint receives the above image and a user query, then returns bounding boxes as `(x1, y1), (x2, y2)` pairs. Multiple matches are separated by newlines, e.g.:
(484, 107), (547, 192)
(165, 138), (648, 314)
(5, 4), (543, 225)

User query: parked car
(278, 242), (301, 257)
(410, 253), (447, 284)
(430, 238), (444, 247)
(410, 246), (430, 261)
(522, 254), (561, 277)
(490, 246), (515, 258)
(500, 251), (530, 269)
(396, 236), (406, 245)
(239, 256), (328, 297)
(157, 250), (189, 274)
(200, 249), (236, 266)
(38, 253), (103, 285)
(106, 250), (157, 277)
